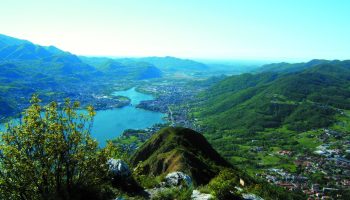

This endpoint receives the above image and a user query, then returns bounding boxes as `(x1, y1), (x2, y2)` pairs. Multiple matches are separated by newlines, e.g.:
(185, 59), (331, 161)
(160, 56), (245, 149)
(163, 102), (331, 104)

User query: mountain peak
(131, 127), (232, 185)
(0, 34), (31, 47)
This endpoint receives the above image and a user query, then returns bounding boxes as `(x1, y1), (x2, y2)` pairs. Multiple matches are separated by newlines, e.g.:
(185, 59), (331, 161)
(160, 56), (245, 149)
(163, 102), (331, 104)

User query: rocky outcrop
(191, 190), (213, 200)
(242, 193), (264, 200)
(165, 171), (192, 187)
(107, 159), (143, 194)
(107, 158), (131, 178)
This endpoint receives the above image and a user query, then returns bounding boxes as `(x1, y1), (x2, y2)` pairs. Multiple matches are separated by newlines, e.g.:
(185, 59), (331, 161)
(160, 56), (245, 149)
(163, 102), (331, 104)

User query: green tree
(208, 169), (242, 200)
(0, 95), (112, 200)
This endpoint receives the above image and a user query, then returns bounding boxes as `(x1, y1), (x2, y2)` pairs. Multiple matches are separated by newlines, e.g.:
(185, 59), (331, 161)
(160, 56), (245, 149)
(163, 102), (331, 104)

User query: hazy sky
(1, 0), (349, 60)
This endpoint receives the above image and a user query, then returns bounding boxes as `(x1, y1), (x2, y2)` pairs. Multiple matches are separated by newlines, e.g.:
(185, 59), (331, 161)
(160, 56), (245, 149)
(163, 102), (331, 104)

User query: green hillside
(194, 60), (350, 133)
(190, 60), (350, 177)
(130, 127), (232, 185)
(129, 127), (305, 199)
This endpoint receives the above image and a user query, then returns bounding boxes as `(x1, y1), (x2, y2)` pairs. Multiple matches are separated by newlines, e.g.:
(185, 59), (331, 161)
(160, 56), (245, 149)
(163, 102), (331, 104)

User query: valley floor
(118, 79), (350, 199)
(3, 76), (350, 199)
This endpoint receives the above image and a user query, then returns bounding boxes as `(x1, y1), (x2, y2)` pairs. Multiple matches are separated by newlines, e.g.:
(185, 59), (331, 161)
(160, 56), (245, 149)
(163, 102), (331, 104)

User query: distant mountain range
(126, 56), (209, 71)
(80, 55), (209, 76)
(1, 33), (341, 199)
(79, 57), (163, 80)
(0, 34), (213, 117)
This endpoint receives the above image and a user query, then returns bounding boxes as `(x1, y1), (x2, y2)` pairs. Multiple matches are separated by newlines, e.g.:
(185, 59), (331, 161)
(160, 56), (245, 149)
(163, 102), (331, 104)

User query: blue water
(0, 87), (166, 147)
(92, 87), (165, 146)
(112, 87), (154, 105)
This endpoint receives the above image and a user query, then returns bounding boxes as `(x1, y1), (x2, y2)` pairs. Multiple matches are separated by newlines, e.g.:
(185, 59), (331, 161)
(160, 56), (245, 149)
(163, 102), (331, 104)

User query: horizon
(1, 1), (350, 199)
(1, 0), (349, 61)
(1, 32), (341, 65)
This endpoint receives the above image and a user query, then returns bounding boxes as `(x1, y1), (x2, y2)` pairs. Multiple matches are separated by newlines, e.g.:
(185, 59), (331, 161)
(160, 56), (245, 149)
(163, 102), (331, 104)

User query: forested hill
(186, 60), (350, 198)
(254, 59), (346, 73)
(193, 60), (350, 133)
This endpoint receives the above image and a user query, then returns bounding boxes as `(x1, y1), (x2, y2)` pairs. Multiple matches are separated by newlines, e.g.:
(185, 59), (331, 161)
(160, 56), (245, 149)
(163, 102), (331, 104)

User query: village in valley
(256, 128), (350, 199)
(70, 77), (350, 200)
(112, 81), (350, 199)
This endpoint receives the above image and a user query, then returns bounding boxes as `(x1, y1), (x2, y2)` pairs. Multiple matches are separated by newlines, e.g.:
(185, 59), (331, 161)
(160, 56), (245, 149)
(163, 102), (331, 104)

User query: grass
(259, 154), (280, 166)
(230, 156), (248, 163)
(332, 110), (350, 132)
(296, 131), (322, 149)
(269, 147), (281, 152)
(237, 144), (251, 151)
(116, 135), (142, 145)
(279, 163), (297, 173)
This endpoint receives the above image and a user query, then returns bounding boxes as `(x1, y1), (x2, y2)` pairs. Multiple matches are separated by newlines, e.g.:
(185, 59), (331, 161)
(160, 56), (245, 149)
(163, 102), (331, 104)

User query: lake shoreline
(90, 87), (166, 146)
(1, 87), (167, 148)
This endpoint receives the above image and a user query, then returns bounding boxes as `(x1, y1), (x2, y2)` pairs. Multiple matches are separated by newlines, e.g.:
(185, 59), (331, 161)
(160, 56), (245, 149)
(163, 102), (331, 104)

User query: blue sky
(0, 0), (349, 61)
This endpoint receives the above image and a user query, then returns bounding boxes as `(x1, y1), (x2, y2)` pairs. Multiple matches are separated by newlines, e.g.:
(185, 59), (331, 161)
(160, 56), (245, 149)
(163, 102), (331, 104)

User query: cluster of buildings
(258, 165), (348, 199)
(137, 84), (200, 112)
(136, 83), (203, 131)
(113, 123), (168, 152)
(113, 82), (205, 152)
(101, 82), (350, 199)
(258, 128), (350, 199)
(90, 94), (130, 110)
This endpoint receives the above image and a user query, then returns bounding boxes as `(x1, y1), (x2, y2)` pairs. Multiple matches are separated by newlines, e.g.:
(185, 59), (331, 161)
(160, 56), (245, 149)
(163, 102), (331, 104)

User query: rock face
(191, 190), (213, 200)
(107, 159), (131, 178)
(165, 171), (192, 187)
(242, 193), (264, 200)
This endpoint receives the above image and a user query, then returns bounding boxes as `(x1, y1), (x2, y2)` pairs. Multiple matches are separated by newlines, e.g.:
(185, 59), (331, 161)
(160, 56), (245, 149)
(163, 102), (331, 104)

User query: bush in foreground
(0, 95), (113, 200)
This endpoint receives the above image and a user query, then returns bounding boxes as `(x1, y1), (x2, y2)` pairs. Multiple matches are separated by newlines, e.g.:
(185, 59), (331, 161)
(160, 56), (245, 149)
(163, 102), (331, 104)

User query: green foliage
(309, 172), (328, 185)
(152, 187), (193, 200)
(197, 185), (212, 194)
(134, 175), (160, 189)
(190, 61), (347, 200)
(208, 169), (242, 200)
(132, 162), (164, 189)
(247, 181), (306, 200)
(0, 95), (113, 200)
(130, 127), (232, 185)
(191, 60), (350, 177)
(284, 102), (335, 131)
(194, 61), (350, 134)
(104, 141), (131, 165)
(207, 169), (306, 200)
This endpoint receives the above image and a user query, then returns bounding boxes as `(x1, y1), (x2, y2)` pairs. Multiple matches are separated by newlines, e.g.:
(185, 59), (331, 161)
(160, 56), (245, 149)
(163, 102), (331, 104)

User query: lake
(0, 87), (166, 146)
(91, 87), (165, 146)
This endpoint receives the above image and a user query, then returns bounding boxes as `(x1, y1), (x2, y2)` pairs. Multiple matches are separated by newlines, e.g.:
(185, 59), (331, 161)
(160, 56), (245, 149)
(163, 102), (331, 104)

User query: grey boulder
(191, 189), (213, 200)
(107, 158), (131, 178)
(165, 171), (192, 187)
